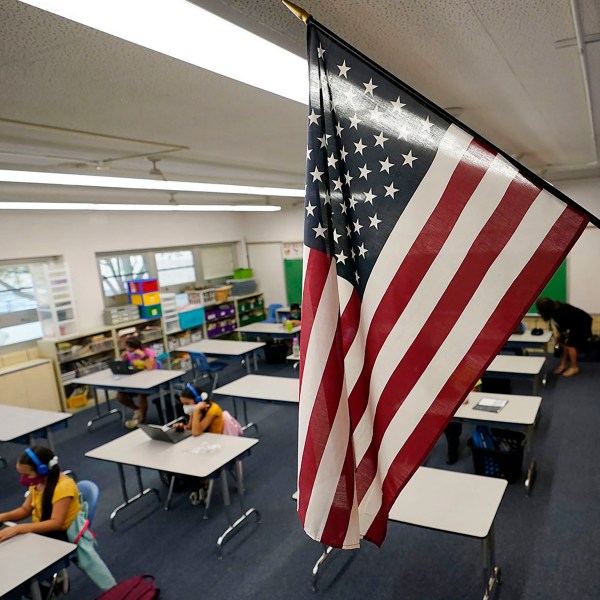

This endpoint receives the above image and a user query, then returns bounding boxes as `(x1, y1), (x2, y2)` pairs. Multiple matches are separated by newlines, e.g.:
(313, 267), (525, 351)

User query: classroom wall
(0, 209), (246, 336)
(243, 206), (303, 306)
(555, 178), (600, 313)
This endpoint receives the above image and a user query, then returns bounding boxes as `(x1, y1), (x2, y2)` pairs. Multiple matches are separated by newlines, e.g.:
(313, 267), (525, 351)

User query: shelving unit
(38, 327), (116, 410)
(233, 293), (266, 327)
(30, 260), (77, 338)
(37, 290), (267, 408)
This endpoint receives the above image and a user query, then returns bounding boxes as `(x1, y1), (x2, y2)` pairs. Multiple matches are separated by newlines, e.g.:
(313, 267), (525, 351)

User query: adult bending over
(536, 297), (592, 377)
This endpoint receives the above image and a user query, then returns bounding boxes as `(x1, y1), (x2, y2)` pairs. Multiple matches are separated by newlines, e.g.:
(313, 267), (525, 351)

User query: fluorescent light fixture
(0, 169), (304, 198)
(0, 202), (281, 212)
(19, 0), (308, 104)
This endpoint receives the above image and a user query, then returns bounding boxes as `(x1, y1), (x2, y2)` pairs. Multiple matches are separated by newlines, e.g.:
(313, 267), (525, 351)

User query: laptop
(138, 422), (192, 443)
(108, 360), (139, 375)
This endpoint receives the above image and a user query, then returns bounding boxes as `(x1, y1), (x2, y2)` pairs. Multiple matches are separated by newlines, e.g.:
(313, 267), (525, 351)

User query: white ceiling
(1, 0), (600, 206)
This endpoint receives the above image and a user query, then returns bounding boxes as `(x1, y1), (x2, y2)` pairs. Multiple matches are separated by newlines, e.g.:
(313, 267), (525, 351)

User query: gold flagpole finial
(282, 0), (311, 23)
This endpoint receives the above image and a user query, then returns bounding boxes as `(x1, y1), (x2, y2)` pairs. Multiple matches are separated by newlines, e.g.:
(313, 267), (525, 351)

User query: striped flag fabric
(297, 22), (590, 549)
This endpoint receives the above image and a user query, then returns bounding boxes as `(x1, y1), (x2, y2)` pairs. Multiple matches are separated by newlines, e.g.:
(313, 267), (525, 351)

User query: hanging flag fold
(298, 20), (590, 549)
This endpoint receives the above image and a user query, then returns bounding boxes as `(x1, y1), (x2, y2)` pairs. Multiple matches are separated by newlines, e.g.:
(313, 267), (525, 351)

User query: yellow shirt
(30, 475), (80, 530)
(205, 402), (224, 434)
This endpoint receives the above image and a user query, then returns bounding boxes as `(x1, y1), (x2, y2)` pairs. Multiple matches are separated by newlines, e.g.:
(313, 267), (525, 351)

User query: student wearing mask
(117, 336), (158, 428)
(0, 446), (79, 542)
(174, 384), (224, 436)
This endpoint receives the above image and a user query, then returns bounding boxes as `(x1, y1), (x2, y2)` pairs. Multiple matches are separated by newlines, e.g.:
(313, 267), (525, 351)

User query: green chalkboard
(527, 260), (567, 314)
(284, 259), (303, 306)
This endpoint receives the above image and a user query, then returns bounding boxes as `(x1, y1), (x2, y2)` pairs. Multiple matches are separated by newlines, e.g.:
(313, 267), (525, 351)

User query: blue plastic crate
(179, 307), (205, 330)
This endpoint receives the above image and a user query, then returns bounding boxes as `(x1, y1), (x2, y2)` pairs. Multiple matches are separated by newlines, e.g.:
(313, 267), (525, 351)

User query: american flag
(297, 22), (589, 549)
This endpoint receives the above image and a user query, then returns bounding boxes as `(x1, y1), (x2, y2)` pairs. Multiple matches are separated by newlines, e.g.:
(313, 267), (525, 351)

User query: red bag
(95, 575), (159, 599)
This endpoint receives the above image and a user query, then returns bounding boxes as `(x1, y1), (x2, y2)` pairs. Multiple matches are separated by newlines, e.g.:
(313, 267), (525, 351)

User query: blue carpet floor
(1, 354), (600, 599)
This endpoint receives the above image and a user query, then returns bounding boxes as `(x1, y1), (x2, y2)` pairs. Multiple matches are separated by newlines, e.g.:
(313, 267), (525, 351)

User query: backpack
(222, 410), (243, 436)
(95, 575), (159, 599)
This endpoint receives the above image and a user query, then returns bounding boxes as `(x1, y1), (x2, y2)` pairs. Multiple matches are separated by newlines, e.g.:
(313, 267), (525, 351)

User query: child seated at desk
(174, 384), (224, 436)
(117, 336), (157, 429)
(0, 446), (80, 543)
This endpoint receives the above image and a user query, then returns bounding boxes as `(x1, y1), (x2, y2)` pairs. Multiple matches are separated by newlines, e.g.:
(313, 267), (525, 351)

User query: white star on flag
(338, 60), (351, 77)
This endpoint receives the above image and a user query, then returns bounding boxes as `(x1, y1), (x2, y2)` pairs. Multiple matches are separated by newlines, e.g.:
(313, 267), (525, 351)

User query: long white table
(85, 430), (259, 556)
(0, 405), (72, 452)
(178, 339), (265, 374)
(0, 530), (75, 600)
(505, 329), (552, 352)
(485, 354), (547, 394)
(213, 375), (299, 435)
(235, 322), (301, 339)
(312, 467), (507, 597)
(455, 391), (542, 494)
(72, 368), (186, 430)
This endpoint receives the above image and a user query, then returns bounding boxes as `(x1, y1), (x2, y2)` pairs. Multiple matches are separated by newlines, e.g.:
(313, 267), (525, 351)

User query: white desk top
(0, 405), (72, 442)
(0, 531), (76, 596)
(455, 391), (541, 426)
(72, 368), (186, 390)
(214, 375), (299, 404)
(235, 323), (301, 335)
(178, 339), (265, 356)
(507, 330), (552, 344)
(286, 353), (300, 362)
(389, 467), (507, 538)
(486, 354), (546, 375)
(86, 430), (258, 477)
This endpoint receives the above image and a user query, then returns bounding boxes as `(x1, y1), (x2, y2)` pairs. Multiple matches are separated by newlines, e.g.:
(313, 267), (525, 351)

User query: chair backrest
(77, 479), (100, 525)
(262, 303), (283, 323)
(191, 352), (210, 371)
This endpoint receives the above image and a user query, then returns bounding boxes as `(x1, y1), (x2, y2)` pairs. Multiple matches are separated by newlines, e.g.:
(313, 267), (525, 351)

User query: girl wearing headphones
(0, 445), (80, 543)
(175, 384), (224, 436)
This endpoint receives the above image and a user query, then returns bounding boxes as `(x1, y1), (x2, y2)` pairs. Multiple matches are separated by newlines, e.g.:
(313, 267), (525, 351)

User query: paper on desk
(189, 442), (221, 455)
(473, 397), (508, 412)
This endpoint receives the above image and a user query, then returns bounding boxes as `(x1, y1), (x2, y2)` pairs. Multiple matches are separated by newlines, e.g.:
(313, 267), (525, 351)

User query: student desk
(178, 339), (265, 374)
(72, 368), (186, 430)
(454, 391), (542, 494)
(504, 330), (552, 353)
(213, 374), (299, 435)
(85, 431), (259, 556)
(312, 467), (507, 597)
(485, 354), (547, 394)
(0, 529), (75, 600)
(235, 322), (301, 339)
(0, 405), (72, 453)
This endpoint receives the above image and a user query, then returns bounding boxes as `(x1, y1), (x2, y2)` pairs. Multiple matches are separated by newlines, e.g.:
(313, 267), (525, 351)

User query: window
(0, 264), (42, 345)
(98, 254), (149, 297)
(156, 250), (195, 287)
(200, 245), (234, 281)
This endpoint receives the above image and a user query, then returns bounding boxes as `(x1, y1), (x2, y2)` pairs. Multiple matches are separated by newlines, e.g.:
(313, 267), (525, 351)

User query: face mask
(182, 404), (195, 415)
(20, 474), (43, 487)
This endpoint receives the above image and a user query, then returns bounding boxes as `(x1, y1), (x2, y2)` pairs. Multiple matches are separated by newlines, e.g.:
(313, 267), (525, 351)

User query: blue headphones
(186, 384), (208, 404)
(25, 448), (58, 476)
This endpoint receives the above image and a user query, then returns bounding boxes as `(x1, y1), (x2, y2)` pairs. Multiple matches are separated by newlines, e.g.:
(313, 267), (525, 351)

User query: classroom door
(247, 243), (286, 307)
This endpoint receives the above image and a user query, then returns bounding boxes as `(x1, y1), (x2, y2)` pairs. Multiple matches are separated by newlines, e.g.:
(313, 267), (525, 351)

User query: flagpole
(284, 5), (600, 230)
(282, 1), (311, 23)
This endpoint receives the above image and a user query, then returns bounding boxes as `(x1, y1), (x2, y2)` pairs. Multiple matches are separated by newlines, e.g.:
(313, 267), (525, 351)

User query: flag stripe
(354, 170), (542, 503)
(363, 204), (588, 544)
(357, 191), (578, 534)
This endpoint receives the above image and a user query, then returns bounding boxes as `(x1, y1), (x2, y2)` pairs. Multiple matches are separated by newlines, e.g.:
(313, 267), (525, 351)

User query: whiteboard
(568, 226), (600, 313)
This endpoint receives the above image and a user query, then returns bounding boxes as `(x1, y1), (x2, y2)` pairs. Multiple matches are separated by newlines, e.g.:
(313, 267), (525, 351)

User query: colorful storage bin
(126, 278), (158, 294)
(139, 304), (162, 319)
(129, 292), (161, 306)
(178, 307), (205, 330)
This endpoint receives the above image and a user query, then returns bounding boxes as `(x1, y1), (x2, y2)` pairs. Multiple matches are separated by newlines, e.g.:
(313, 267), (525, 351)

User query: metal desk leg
(244, 353), (252, 374)
(253, 350), (259, 372)
(312, 545), (335, 591)
(0, 456), (7, 468)
(239, 399), (259, 437)
(109, 464), (161, 531)
(482, 523), (501, 600)
(158, 386), (168, 425)
(29, 578), (43, 600)
(216, 459), (260, 558)
(87, 389), (121, 432)
(524, 423), (537, 496)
